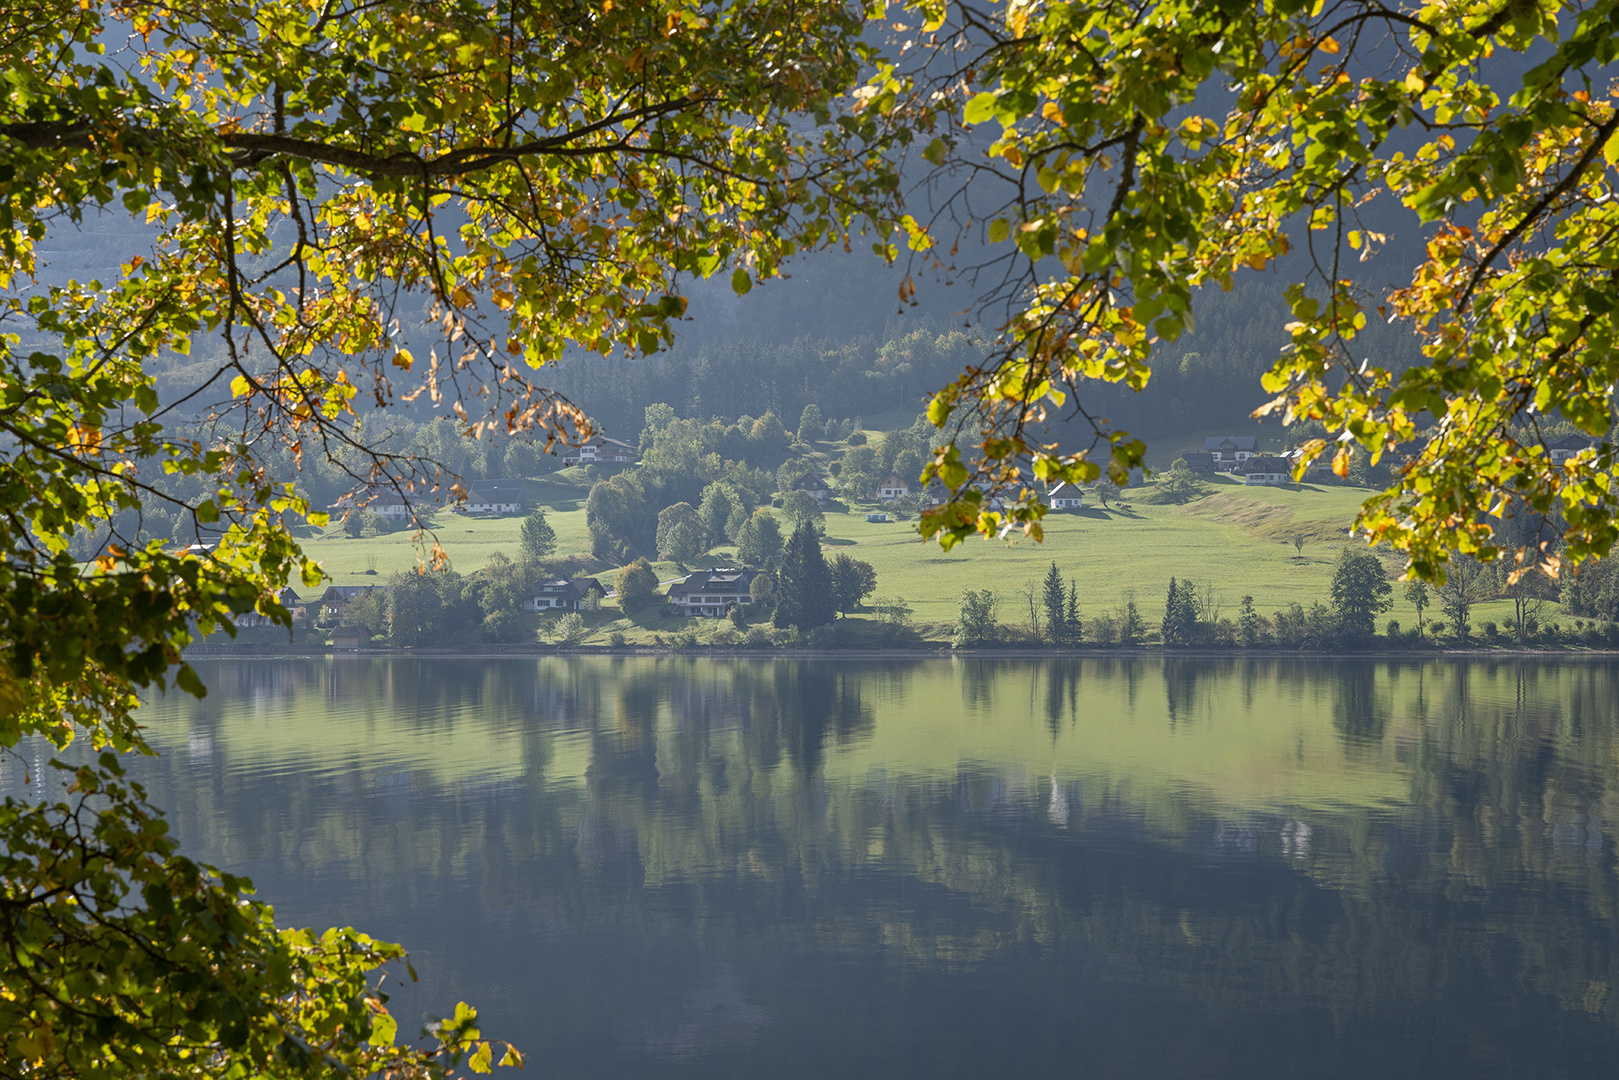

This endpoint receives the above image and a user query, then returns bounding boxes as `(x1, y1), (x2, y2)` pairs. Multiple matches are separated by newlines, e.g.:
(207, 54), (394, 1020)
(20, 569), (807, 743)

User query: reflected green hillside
(119, 657), (1619, 1074)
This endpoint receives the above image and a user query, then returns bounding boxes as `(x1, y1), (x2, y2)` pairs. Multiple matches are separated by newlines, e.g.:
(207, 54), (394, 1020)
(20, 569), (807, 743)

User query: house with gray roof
(667, 568), (771, 617)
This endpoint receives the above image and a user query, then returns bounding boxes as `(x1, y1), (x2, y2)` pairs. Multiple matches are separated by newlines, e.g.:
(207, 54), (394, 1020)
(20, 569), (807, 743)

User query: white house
(524, 577), (606, 612)
(562, 435), (638, 466)
(878, 472), (910, 501)
(1243, 456), (1291, 486)
(1046, 481), (1085, 510)
(1548, 434), (1599, 465)
(1205, 436), (1258, 470)
(461, 477), (525, 515)
(795, 474), (833, 505)
(329, 484), (415, 521)
(666, 567), (771, 617)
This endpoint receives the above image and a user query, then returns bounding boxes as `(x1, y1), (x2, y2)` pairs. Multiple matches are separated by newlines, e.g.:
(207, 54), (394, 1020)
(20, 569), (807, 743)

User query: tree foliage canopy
(884, 0), (1619, 585)
(0, 0), (894, 1074)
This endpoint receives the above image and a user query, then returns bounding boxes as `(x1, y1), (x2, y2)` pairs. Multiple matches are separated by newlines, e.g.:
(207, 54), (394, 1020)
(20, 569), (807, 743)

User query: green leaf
(964, 92), (999, 125)
(730, 267), (753, 296)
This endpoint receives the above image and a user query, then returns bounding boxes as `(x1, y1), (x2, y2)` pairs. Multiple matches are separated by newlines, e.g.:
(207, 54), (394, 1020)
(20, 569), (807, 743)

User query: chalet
(1243, 456), (1291, 486)
(562, 435), (638, 466)
(1548, 434), (1600, 465)
(524, 577), (607, 612)
(319, 585), (381, 621)
(330, 625), (369, 651)
(461, 477), (525, 516)
(1046, 481), (1085, 510)
(795, 473), (833, 505)
(878, 472), (910, 501)
(667, 567), (771, 617)
(328, 484), (438, 522)
(1205, 436), (1258, 470)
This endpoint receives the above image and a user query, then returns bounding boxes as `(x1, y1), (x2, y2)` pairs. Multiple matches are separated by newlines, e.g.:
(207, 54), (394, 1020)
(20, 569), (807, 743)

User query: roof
(667, 567), (766, 597)
(467, 477), (526, 502)
(1548, 434), (1599, 451)
(881, 473), (907, 487)
(533, 577), (604, 599)
(1204, 436), (1258, 451)
(320, 585), (379, 602)
(1047, 481), (1083, 497)
(1245, 456), (1291, 472)
(587, 435), (637, 449)
(794, 474), (830, 489)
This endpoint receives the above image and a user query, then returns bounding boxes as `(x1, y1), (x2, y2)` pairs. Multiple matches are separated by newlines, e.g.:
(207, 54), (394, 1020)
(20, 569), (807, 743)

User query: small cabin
(866, 512), (889, 523)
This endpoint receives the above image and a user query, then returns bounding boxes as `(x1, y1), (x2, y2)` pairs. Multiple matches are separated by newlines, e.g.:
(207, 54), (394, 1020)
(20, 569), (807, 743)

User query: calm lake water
(29, 656), (1619, 1077)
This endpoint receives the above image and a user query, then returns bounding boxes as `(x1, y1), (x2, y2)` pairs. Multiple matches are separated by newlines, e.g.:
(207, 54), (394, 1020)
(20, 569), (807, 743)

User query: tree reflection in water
(84, 657), (1619, 1080)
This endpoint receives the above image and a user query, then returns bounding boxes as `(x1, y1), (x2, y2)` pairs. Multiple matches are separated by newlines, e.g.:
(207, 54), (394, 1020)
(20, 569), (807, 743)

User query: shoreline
(183, 642), (1619, 661)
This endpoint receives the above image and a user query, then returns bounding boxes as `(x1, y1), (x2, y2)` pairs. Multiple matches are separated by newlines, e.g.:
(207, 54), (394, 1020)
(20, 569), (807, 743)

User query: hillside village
(215, 413), (1619, 653)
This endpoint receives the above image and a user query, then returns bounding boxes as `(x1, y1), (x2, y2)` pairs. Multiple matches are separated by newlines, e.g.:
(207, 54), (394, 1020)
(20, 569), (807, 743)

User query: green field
(289, 461), (1534, 643)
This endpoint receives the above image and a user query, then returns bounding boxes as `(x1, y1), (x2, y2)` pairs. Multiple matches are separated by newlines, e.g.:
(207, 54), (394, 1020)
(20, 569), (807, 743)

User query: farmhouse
(1205, 436), (1258, 470)
(667, 567), (771, 617)
(318, 585), (381, 622)
(1548, 434), (1600, 465)
(795, 473), (833, 505)
(1046, 482), (1085, 510)
(524, 577), (607, 612)
(461, 477), (525, 515)
(328, 484), (417, 521)
(1243, 456), (1291, 486)
(878, 472), (910, 501)
(562, 435), (639, 466)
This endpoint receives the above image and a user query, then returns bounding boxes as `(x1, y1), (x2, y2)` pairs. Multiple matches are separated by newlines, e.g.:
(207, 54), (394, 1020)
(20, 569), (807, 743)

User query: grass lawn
(290, 465), (1535, 644)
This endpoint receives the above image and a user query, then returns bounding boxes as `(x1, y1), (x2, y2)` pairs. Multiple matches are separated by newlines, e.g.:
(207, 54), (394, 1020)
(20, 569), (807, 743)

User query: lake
(34, 657), (1619, 1078)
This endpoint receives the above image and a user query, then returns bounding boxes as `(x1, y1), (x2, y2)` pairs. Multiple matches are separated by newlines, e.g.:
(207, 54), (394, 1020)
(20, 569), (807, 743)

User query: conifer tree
(773, 521), (835, 630)
(1238, 596), (1265, 648)
(1041, 562), (1067, 645)
(1065, 578), (1082, 646)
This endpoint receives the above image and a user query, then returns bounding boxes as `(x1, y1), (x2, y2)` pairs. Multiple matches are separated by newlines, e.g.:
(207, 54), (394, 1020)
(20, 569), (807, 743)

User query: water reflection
(35, 657), (1619, 1079)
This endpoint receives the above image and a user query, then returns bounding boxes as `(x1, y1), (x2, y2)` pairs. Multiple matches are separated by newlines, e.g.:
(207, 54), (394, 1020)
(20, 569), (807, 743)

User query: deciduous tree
(1330, 547), (1394, 643)
(889, 0), (1619, 588)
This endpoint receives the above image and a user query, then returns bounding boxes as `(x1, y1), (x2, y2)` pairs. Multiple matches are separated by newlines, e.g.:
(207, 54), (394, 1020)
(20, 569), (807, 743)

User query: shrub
(553, 612), (586, 644)
(673, 627), (699, 649)
(608, 630), (627, 647)
(1482, 621), (1499, 643)
(711, 627), (741, 646)
(1429, 620), (1446, 638)
(745, 625), (774, 648)
(1385, 618), (1401, 640)
(846, 431), (867, 445)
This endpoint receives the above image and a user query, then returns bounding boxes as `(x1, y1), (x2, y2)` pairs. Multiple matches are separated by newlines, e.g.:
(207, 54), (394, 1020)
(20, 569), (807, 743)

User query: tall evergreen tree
(1162, 576), (1198, 647)
(773, 521), (835, 629)
(1163, 578), (1183, 646)
(1041, 562), (1067, 645)
(1065, 578), (1082, 645)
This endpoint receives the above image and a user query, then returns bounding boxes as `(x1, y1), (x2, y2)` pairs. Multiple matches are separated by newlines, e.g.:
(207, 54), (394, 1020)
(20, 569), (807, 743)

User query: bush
(805, 624), (839, 648)
(673, 627), (700, 649)
(711, 627), (741, 646)
(745, 625), (774, 648)
(1385, 618), (1401, 640)
(552, 611), (586, 644)
(608, 630), (627, 647)
(728, 604), (746, 629)
(846, 430), (867, 445)
(1482, 621), (1499, 643)
(1429, 620), (1446, 638)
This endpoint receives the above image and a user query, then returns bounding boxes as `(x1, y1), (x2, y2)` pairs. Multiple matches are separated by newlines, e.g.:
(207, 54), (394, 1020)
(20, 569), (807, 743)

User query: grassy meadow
(287, 450), (1535, 644)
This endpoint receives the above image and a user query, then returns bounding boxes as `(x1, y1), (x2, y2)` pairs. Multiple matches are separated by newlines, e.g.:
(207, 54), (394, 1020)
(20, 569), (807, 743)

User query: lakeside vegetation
(273, 433), (1615, 652)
